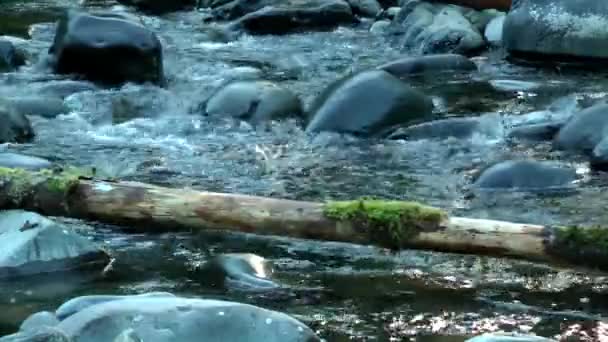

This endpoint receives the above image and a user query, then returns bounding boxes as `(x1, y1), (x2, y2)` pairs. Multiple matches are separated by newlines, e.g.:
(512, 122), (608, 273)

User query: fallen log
(426, 0), (511, 11)
(0, 166), (605, 271)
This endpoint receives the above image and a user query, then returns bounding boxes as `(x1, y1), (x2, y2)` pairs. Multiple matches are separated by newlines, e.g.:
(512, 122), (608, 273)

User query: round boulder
(49, 10), (163, 85)
(377, 54), (476, 78)
(0, 210), (111, 279)
(473, 160), (577, 191)
(196, 253), (279, 291)
(503, 0), (608, 62)
(554, 103), (608, 152)
(306, 69), (433, 136)
(0, 103), (35, 144)
(203, 80), (303, 123)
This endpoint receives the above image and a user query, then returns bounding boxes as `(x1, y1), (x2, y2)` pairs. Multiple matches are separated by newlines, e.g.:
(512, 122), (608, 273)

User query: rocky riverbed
(0, 0), (607, 341)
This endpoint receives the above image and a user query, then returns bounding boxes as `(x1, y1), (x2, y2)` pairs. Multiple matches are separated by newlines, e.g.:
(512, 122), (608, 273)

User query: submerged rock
(507, 122), (564, 142)
(0, 326), (71, 342)
(196, 253), (279, 291)
(466, 333), (557, 342)
(11, 295), (320, 342)
(554, 103), (608, 152)
(0, 39), (25, 72)
(35, 81), (99, 99)
(377, 54), (476, 78)
(590, 136), (608, 171)
(388, 117), (480, 140)
(232, 0), (356, 35)
(48, 10), (163, 85)
(473, 160), (577, 191)
(116, 0), (197, 14)
(6, 96), (68, 119)
(0, 211), (110, 279)
(503, 0), (608, 63)
(306, 70), (433, 136)
(389, 0), (485, 55)
(19, 312), (60, 333)
(0, 152), (52, 170)
(0, 104), (34, 144)
(203, 80), (303, 123)
(346, 0), (382, 17)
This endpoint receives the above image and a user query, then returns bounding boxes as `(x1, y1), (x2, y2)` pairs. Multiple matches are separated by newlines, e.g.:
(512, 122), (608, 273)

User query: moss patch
(323, 199), (447, 250)
(547, 225), (608, 269)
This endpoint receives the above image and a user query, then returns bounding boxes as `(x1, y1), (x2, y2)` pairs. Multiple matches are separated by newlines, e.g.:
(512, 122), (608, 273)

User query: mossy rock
(323, 199), (446, 250)
(549, 225), (608, 268)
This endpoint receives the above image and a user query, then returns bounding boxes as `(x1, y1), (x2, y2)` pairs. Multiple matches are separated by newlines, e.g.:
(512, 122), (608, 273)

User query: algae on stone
(323, 199), (446, 249)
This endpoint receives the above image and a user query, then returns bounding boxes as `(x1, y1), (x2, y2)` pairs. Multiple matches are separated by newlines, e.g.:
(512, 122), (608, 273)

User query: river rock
(0, 104), (34, 144)
(196, 253), (279, 291)
(388, 117), (480, 140)
(116, 0), (197, 14)
(7, 96), (68, 119)
(484, 14), (505, 46)
(347, 0), (382, 17)
(45, 295), (320, 342)
(378, 54), (476, 78)
(232, 0), (356, 35)
(554, 103), (608, 152)
(56, 292), (176, 320)
(35, 81), (99, 99)
(48, 10), (163, 85)
(466, 333), (557, 342)
(473, 160), (577, 191)
(503, 0), (608, 62)
(0, 211), (110, 279)
(306, 69), (433, 136)
(203, 80), (303, 123)
(0, 326), (71, 342)
(0, 153), (52, 170)
(388, 0), (485, 55)
(20, 312), (60, 332)
(0, 39), (25, 72)
(507, 122), (564, 142)
(589, 136), (608, 171)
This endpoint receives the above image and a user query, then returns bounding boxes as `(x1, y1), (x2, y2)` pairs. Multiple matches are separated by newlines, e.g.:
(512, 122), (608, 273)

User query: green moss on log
(323, 199), (447, 249)
(547, 225), (608, 269)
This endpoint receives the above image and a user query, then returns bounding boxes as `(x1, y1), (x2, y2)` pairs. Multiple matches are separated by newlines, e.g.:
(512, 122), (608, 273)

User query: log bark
(426, 0), (511, 11)
(0, 167), (606, 271)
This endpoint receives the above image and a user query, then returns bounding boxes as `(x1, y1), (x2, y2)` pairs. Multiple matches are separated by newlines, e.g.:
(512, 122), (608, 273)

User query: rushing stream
(1, 0), (607, 340)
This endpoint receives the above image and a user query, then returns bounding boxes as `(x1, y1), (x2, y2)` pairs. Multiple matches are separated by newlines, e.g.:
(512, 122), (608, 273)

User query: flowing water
(1, 0), (607, 340)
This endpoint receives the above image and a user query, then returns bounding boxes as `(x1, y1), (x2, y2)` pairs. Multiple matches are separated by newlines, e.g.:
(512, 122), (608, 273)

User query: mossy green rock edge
(547, 225), (608, 269)
(323, 199), (447, 250)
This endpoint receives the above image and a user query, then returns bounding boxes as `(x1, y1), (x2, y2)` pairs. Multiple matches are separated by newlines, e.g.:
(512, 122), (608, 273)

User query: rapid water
(1, 0), (607, 340)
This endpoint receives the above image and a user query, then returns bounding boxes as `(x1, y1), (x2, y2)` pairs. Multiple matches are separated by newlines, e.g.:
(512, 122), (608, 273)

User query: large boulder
(503, 0), (608, 62)
(377, 53), (476, 78)
(472, 160), (577, 191)
(116, 0), (197, 14)
(202, 80), (303, 123)
(48, 11), (164, 85)
(554, 103), (608, 152)
(195, 253), (280, 291)
(231, 0), (356, 35)
(0, 39), (25, 72)
(0, 211), (111, 279)
(6, 295), (320, 342)
(306, 69), (433, 136)
(0, 103), (34, 144)
(388, 0), (485, 55)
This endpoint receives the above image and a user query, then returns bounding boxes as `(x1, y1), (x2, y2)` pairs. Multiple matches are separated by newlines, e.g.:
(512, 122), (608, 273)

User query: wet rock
(306, 70), (433, 136)
(20, 312), (60, 332)
(346, 0), (382, 17)
(203, 80), (303, 123)
(0, 39), (25, 72)
(116, 0), (197, 14)
(389, 0), (485, 55)
(507, 122), (563, 142)
(590, 136), (608, 171)
(484, 14), (505, 46)
(554, 103), (608, 152)
(196, 253), (280, 291)
(466, 333), (557, 342)
(0, 211), (111, 279)
(232, 0), (356, 35)
(0, 326), (71, 342)
(370, 20), (391, 34)
(35, 295), (319, 342)
(7, 96), (68, 119)
(0, 104), (34, 144)
(56, 292), (176, 321)
(377, 54), (476, 78)
(36, 81), (99, 99)
(388, 117), (480, 140)
(0, 153), (52, 170)
(48, 10), (163, 85)
(503, 0), (608, 63)
(473, 160), (577, 191)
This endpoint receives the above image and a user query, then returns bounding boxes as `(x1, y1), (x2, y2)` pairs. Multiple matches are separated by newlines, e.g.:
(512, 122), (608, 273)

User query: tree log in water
(426, 0), (511, 11)
(0, 166), (605, 271)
